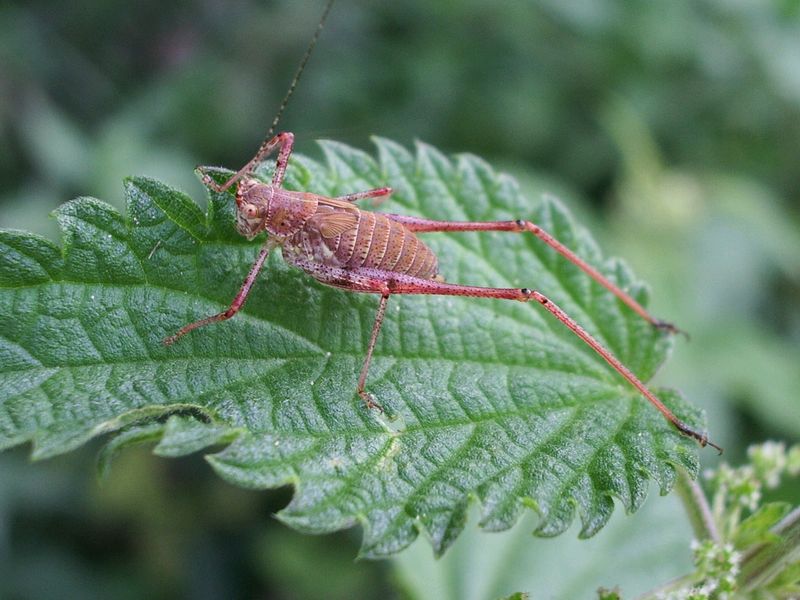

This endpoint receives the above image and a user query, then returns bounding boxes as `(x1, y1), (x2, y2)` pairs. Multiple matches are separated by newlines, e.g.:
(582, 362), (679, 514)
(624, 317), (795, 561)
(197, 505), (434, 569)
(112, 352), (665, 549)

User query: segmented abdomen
(287, 207), (439, 279)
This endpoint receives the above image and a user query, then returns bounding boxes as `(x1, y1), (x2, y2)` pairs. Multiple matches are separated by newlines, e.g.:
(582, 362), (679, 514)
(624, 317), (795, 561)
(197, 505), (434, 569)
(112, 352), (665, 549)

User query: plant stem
(674, 467), (719, 542)
(635, 469), (718, 599)
(739, 506), (800, 592)
(635, 573), (696, 600)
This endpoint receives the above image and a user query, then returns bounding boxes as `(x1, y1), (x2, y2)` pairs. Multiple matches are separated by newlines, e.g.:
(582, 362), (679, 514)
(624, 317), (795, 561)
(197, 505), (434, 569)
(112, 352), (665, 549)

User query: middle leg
(334, 186), (393, 206)
(284, 259), (394, 410)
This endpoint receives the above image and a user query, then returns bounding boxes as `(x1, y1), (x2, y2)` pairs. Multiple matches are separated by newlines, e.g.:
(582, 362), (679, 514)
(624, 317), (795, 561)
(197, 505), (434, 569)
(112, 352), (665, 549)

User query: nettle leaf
(0, 139), (704, 557)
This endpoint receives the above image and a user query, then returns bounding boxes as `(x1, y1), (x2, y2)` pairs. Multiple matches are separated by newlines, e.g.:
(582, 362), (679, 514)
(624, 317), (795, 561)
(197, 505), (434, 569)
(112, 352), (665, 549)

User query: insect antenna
(197, 0), (336, 192)
(266, 0), (336, 138)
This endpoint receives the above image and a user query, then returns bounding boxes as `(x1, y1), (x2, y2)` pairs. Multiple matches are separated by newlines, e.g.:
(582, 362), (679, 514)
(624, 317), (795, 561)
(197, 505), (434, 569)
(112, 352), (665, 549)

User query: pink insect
(162, 130), (719, 452)
(162, 0), (720, 452)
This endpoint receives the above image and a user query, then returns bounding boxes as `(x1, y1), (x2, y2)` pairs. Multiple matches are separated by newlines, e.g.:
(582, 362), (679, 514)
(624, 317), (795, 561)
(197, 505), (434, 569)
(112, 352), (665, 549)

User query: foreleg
(198, 132), (295, 193)
(163, 239), (276, 345)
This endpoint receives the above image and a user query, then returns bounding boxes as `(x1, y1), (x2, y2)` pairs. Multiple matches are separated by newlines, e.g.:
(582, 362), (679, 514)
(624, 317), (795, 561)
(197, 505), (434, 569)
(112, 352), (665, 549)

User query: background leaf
(393, 484), (693, 599)
(0, 139), (703, 556)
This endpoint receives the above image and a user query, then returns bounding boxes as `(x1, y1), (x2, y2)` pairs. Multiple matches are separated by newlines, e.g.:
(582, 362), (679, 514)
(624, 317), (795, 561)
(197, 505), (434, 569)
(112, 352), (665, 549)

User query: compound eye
(242, 203), (259, 218)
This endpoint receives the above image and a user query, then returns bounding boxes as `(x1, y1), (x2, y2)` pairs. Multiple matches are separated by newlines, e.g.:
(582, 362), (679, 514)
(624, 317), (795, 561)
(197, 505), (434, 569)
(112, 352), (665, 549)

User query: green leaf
(734, 502), (792, 548)
(0, 138), (704, 557)
(393, 487), (693, 599)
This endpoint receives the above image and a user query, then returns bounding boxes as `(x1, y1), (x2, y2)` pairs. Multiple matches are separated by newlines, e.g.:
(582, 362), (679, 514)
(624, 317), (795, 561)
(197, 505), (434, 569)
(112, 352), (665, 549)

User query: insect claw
(653, 319), (690, 341)
(674, 420), (723, 454)
(359, 391), (385, 413)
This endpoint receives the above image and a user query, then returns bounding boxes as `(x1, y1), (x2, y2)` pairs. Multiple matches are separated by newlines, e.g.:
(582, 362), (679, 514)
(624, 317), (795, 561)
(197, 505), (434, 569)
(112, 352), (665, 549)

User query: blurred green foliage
(0, 0), (798, 598)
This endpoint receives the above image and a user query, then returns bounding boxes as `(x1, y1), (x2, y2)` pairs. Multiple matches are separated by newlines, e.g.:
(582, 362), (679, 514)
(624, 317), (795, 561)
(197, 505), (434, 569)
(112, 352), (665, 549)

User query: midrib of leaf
(0, 138), (703, 557)
(3, 282), (614, 383)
